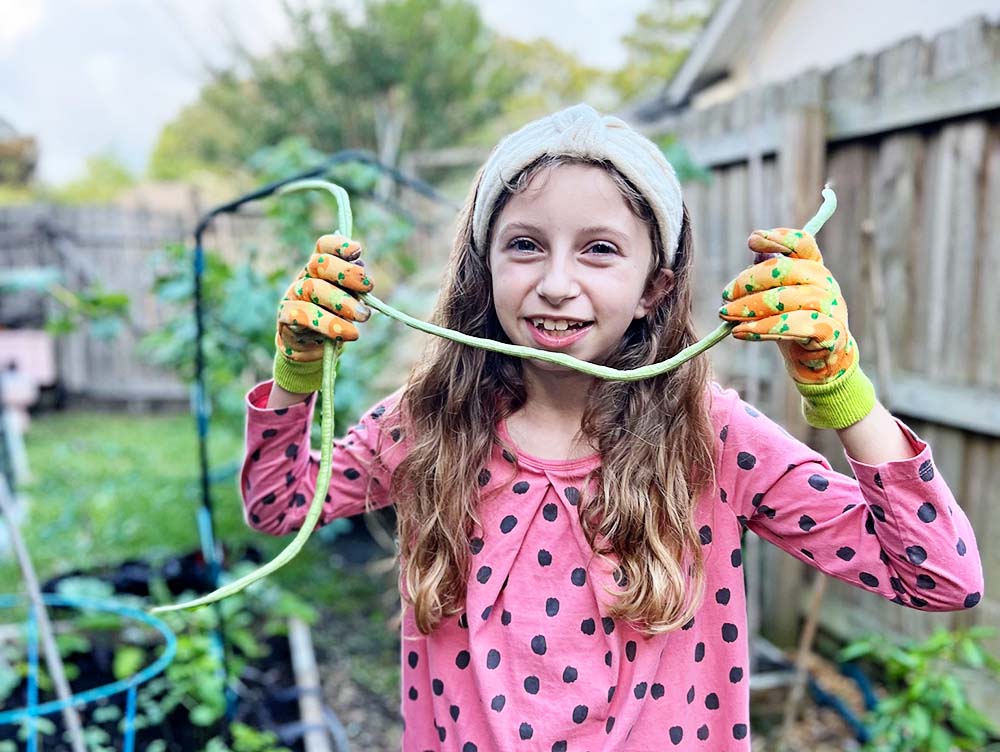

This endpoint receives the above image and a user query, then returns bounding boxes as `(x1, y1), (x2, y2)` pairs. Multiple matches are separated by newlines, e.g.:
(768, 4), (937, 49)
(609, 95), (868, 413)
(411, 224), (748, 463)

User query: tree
(612, 0), (716, 102)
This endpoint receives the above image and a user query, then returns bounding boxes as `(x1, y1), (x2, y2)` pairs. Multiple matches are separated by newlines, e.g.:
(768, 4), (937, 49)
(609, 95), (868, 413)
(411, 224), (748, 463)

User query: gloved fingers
(283, 277), (371, 323)
(732, 311), (857, 384)
(296, 252), (373, 294)
(314, 234), (362, 261)
(274, 330), (324, 362)
(721, 257), (835, 302)
(720, 284), (848, 325)
(277, 299), (360, 344)
(747, 228), (823, 263)
(780, 339), (858, 384)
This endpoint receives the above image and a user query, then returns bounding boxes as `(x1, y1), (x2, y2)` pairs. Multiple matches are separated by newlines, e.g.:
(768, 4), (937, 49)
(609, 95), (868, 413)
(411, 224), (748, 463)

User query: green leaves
(839, 626), (1000, 751)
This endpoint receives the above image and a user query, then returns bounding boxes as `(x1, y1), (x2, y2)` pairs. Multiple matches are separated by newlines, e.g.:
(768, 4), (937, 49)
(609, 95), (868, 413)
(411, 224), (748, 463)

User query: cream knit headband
(471, 103), (683, 264)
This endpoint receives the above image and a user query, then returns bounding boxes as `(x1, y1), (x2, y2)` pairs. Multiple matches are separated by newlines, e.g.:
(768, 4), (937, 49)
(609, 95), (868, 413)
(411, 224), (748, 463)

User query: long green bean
(153, 181), (837, 612)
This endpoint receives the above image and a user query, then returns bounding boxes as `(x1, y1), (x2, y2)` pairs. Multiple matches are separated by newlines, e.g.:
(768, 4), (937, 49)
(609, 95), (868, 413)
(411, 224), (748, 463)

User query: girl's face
(488, 163), (670, 368)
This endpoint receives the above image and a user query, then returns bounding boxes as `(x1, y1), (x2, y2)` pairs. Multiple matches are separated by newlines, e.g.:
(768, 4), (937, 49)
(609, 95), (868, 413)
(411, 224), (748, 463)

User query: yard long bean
(153, 181), (837, 613)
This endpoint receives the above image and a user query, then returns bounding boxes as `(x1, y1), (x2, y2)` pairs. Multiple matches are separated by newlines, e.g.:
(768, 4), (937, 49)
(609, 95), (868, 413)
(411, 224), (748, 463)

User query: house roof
(627, 0), (787, 121)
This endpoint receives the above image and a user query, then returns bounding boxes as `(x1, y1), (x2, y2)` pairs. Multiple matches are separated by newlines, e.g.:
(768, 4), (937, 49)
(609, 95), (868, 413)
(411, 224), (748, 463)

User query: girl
(242, 104), (983, 751)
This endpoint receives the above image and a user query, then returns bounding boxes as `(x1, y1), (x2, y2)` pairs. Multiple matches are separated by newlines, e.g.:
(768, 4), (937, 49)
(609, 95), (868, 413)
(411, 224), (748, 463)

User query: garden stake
(154, 183), (838, 613)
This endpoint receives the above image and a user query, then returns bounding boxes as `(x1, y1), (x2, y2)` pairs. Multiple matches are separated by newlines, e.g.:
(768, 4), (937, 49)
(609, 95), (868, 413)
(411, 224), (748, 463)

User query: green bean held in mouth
(152, 181), (837, 613)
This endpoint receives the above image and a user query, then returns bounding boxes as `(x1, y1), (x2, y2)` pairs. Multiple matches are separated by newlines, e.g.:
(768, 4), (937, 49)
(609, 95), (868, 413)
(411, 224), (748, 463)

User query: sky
(0, 0), (651, 184)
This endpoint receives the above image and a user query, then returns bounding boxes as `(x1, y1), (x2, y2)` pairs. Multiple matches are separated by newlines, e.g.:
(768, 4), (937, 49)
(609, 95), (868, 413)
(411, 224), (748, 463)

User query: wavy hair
(390, 155), (717, 636)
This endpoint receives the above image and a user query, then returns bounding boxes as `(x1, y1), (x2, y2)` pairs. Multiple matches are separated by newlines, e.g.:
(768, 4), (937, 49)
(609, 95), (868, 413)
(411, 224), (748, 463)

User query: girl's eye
(510, 238), (538, 252)
(587, 242), (618, 255)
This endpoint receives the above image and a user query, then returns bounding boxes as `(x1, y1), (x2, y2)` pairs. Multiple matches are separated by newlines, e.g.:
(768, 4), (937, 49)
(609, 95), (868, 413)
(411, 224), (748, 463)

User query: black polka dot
(870, 504), (886, 522)
(716, 588), (731, 605)
(737, 451), (756, 470)
(859, 572), (879, 588)
(720, 488), (728, 503)
(720, 424), (729, 441)
(563, 666), (578, 683)
(344, 468), (360, 480)
(843, 503), (856, 513)
(572, 705), (588, 724)
(501, 609), (511, 625)
(604, 650), (612, 667)
(456, 650), (470, 669)
(865, 513), (877, 535)
(408, 651), (418, 668)
(490, 694), (505, 712)
(758, 504), (776, 519)
(957, 538), (967, 556)
(651, 682), (664, 699)
(694, 642), (705, 662)
(808, 474), (829, 491)
(911, 595), (928, 608)
(733, 723), (748, 739)
(581, 617), (596, 635)
(919, 460), (934, 481)
(697, 724), (709, 740)
(502, 448), (516, 463)
(682, 616), (695, 630)
(731, 548), (742, 567)
(477, 469), (491, 487)
(836, 546), (856, 561)
(432, 678), (444, 695)
(606, 716), (615, 733)
(531, 635), (547, 655)
(408, 685), (417, 700)
(262, 428), (278, 439)
(463, 743), (477, 752)
(538, 549), (552, 566)
(705, 692), (719, 709)
(916, 574), (936, 590)
(918, 503), (937, 522)
(552, 742), (567, 752)
(524, 675), (540, 694)
(519, 723), (533, 740)
(602, 617), (615, 634)
(458, 613), (468, 628)
(285, 443), (299, 459)
(625, 641), (637, 662)
(292, 493), (306, 507)
(285, 471), (294, 486)
(799, 515), (817, 531)
(250, 448), (261, 462)
(564, 487), (581, 505)
(274, 407), (288, 416)
(722, 623), (738, 642)
(390, 428), (402, 442)
(543, 503), (558, 521)
(669, 726), (683, 744)
(546, 598), (560, 617)
(686, 686), (695, 704)
(259, 492), (277, 506)
(965, 592), (981, 608)
(906, 545), (927, 565)
(476, 566), (492, 584)
(450, 704), (460, 722)
(699, 525), (713, 544)
(751, 492), (765, 508)
(470, 537), (484, 554)
(890, 577), (904, 593)
(370, 404), (386, 419)
(633, 682), (647, 699)
(250, 513), (260, 524)
(500, 515), (518, 533)
(801, 549), (814, 560)
(873, 471), (883, 488)
(512, 481), (530, 494)
(730, 666), (744, 683)
(486, 649), (501, 669)
(571, 568), (587, 586)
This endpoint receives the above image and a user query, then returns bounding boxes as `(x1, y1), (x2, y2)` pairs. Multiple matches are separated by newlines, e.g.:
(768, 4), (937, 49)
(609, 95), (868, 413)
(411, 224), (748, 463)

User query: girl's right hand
(272, 234), (374, 394)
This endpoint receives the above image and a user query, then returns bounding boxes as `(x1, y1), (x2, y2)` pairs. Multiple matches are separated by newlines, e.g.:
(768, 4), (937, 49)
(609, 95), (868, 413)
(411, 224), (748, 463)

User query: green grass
(2, 409), (294, 591)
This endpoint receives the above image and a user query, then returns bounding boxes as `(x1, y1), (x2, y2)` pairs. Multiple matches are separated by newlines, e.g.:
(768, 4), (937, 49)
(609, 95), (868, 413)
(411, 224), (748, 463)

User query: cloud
(0, 0), (45, 47)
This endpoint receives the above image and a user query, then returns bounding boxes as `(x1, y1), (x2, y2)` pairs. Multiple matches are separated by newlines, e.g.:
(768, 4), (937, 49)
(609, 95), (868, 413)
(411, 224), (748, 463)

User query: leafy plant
(839, 626), (1000, 751)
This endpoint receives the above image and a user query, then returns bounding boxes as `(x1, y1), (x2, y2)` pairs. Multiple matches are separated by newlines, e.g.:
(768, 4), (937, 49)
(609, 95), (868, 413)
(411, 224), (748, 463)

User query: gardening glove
(718, 228), (876, 430)
(273, 234), (374, 394)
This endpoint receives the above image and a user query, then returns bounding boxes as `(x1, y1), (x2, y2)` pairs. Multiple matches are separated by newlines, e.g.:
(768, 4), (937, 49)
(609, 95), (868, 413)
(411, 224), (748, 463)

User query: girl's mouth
(526, 318), (594, 348)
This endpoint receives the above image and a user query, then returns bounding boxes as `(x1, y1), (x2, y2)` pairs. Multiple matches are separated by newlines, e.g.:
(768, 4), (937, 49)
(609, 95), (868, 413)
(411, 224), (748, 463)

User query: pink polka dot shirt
(241, 380), (983, 751)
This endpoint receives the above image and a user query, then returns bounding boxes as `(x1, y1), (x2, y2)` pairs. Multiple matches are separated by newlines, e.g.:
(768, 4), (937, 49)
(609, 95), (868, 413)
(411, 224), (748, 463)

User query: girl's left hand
(718, 228), (858, 385)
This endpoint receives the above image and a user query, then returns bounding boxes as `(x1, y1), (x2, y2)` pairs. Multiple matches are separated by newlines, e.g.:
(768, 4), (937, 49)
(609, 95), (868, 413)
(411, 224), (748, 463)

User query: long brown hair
(391, 155), (717, 636)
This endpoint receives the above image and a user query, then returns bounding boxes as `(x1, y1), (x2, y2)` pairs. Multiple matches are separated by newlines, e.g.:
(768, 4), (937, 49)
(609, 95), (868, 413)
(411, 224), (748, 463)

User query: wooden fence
(648, 13), (1000, 681)
(0, 203), (273, 406)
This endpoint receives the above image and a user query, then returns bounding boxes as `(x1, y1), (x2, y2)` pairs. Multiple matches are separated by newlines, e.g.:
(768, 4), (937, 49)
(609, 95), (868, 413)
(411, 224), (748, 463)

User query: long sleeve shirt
(240, 379), (984, 752)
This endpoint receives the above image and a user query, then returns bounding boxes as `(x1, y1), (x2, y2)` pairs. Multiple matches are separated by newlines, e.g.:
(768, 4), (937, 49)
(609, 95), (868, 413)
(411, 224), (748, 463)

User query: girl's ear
(635, 268), (674, 318)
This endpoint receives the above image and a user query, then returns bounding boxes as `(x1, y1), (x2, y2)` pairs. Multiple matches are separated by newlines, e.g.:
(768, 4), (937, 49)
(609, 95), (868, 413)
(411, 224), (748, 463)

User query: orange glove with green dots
(718, 228), (876, 430)
(273, 234), (374, 394)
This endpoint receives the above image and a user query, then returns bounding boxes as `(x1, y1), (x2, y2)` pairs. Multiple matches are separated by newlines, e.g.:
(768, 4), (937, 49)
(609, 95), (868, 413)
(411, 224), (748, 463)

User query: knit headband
(471, 103), (683, 264)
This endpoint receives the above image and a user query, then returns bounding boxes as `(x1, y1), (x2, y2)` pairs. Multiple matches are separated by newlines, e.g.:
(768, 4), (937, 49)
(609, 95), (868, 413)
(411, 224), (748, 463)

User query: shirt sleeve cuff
(246, 380), (316, 414)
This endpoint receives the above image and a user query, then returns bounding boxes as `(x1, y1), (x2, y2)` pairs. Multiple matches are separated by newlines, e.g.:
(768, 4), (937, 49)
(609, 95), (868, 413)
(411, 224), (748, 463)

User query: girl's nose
(535, 257), (581, 304)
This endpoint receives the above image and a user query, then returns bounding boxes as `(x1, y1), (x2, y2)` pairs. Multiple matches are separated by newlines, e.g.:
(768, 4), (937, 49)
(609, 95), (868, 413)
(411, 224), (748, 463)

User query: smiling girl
(241, 104), (983, 751)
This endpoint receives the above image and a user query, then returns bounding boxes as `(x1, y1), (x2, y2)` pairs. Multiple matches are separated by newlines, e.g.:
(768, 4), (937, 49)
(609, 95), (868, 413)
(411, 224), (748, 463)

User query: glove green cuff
(273, 351), (323, 395)
(795, 361), (877, 430)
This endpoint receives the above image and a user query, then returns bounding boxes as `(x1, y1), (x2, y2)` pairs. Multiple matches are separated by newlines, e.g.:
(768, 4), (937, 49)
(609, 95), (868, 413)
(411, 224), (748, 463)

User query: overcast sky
(0, 0), (651, 184)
